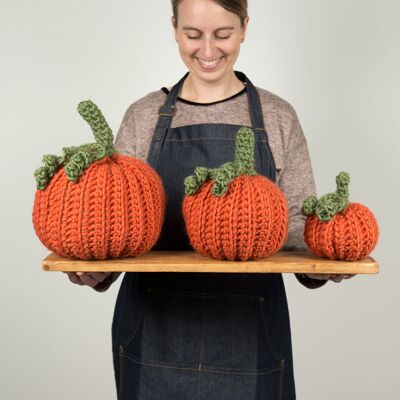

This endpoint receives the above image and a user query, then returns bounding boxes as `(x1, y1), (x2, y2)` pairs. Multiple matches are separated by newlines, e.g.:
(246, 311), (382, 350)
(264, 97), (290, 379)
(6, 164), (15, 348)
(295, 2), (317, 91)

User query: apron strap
(147, 72), (188, 168)
(235, 71), (267, 134)
(156, 72), (188, 135)
(233, 72), (276, 182)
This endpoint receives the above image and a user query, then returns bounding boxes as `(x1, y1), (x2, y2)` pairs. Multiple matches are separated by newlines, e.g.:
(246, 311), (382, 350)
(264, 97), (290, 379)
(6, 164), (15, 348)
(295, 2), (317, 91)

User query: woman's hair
(171, 0), (248, 28)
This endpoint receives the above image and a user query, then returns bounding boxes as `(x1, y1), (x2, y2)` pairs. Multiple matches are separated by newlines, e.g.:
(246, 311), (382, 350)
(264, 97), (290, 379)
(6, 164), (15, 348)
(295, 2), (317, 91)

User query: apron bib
(112, 72), (296, 400)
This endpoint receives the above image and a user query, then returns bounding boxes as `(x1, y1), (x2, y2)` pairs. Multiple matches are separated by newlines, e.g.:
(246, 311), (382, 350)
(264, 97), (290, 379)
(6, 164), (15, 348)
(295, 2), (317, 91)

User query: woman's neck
(179, 71), (245, 104)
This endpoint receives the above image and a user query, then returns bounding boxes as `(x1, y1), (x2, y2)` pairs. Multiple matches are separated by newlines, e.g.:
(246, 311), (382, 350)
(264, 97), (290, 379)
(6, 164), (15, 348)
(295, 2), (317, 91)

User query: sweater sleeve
(278, 106), (327, 289)
(92, 103), (137, 293)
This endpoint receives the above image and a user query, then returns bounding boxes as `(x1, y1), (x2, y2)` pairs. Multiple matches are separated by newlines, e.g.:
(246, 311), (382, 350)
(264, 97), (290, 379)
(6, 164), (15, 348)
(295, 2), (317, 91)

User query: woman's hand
(305, 274), (356, 283)
(63, 271), (112, 288)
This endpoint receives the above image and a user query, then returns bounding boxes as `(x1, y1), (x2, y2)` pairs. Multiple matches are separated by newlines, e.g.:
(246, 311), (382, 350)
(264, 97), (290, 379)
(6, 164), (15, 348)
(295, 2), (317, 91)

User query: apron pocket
(122, 287), (283, 374)
(122, 287), (203, 369)
(199, 291), (283, 374)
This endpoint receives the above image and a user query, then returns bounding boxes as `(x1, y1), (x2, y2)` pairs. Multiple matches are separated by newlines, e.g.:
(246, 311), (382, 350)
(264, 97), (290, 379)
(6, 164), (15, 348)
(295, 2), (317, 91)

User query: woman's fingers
(76, 272), (99, 287)
(63, 271), (112, 287)
(64, 272), (84, 285)
(329, 275), (344, 283)
(329, 274), (357, 283)
(304, 273), (330, 280)
(304, 273), (358, 282)
(78, 272), (110, 284)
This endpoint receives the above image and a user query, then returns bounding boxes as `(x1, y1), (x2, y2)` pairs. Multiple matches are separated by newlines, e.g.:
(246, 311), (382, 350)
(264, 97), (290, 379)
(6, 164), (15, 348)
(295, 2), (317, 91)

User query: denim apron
(111, 71), (296, 399)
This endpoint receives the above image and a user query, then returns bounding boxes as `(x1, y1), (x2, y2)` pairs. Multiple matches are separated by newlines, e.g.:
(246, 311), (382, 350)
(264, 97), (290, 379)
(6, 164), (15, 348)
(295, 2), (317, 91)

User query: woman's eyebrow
(182, 26), (235, 32)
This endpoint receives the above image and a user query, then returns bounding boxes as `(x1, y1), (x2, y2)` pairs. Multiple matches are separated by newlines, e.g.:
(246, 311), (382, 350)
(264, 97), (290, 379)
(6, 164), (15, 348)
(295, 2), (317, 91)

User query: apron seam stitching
(121, 353), (282, 376)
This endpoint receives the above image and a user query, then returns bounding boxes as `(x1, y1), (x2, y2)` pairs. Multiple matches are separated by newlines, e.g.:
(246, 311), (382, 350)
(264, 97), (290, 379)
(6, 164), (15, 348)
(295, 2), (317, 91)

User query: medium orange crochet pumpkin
(32, 100), (166, 260)
(182, 127), (289, 261)
(302, 171), (379, 261)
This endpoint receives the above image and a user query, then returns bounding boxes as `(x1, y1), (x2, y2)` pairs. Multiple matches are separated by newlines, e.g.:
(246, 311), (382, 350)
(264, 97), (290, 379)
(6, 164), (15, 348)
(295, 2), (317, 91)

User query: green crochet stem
(184, 127), (257, 196)
(34, 100), (116, 190)
(302, 171), (350, 221)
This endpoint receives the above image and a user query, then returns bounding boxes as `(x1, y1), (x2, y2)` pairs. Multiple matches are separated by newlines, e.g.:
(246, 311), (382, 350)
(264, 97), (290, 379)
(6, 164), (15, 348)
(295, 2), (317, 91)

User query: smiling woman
(63, 1), (355, 399)
(171, 0), (249, 102)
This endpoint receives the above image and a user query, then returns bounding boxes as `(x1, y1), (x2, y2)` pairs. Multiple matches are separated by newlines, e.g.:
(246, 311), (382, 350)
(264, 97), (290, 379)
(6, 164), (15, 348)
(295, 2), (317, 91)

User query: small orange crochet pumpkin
(32, 100), (166, 260)
(182, 127), (289, 261)
(302, 171), (379, 261)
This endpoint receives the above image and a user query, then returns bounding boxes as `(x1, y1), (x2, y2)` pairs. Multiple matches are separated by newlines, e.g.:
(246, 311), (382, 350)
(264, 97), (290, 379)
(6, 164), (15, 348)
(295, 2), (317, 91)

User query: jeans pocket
(122, 288), (283, 374)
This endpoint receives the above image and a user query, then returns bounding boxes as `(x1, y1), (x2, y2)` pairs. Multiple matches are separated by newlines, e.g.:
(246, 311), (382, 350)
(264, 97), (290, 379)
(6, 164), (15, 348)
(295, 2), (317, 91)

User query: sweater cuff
(295, 273), (328, 289)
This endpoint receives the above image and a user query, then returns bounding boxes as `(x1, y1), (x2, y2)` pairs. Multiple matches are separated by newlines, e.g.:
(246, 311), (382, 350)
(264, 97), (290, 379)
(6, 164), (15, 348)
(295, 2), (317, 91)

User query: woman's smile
(195, 56), (225, 71)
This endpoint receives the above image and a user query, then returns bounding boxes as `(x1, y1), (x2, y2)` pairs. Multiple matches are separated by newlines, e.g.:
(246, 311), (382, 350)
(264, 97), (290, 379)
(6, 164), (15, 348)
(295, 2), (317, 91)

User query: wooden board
(42, 250), (379, 274)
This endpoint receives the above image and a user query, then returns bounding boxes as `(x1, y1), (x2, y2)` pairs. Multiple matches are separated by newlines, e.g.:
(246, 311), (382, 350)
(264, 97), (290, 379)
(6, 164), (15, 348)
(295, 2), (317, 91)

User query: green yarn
(184, 127), (257, 196)
(34, 100), (116, 190)
(77, 100), (114, 149)
(302, 171), (350, 221)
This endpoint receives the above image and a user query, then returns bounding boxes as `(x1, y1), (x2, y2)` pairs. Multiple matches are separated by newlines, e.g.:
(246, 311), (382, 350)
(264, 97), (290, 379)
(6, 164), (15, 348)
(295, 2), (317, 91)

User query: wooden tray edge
(42, 251), (380, 274)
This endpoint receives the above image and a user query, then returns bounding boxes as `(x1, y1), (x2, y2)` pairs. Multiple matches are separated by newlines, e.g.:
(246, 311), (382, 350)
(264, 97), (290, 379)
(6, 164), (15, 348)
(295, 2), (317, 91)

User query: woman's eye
(186, 35), (231, 40)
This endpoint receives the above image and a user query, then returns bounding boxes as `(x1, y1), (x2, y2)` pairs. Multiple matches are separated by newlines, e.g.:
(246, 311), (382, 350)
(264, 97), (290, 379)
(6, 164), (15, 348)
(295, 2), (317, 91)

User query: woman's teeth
(197, 57), (223, 69)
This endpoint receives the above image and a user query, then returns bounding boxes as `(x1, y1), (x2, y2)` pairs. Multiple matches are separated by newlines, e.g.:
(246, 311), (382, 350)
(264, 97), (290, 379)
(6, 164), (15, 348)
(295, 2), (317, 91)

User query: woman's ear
(241, 16), (250, 42)
(171, 16), (178, 42)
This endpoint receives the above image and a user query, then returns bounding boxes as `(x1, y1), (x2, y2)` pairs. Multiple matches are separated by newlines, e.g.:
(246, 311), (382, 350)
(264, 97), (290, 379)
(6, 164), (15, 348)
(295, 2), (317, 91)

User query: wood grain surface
(42, 250), (379, 274)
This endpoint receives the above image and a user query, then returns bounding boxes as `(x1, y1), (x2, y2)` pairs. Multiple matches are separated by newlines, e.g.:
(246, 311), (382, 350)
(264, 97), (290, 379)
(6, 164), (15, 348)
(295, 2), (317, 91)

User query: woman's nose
(201, 37), (216, 59)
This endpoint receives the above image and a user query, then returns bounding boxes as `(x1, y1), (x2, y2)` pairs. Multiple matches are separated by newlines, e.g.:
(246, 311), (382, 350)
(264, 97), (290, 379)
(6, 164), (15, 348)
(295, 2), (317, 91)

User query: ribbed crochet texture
(303, 172), (379, 261)
(32, 100), (166, 260)
(182, 127), (289, 261)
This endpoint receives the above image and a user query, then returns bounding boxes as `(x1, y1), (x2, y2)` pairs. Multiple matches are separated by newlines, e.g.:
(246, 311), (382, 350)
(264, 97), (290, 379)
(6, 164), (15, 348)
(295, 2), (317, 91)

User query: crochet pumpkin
(182, 127), (289, 261)
(32, 100), (166, 260)
(302, 171), (379, 261)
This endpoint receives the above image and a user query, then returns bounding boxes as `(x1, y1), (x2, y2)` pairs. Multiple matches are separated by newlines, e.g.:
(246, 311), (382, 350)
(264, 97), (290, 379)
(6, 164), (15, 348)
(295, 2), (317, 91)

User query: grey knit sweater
(94, 82), (327, 291)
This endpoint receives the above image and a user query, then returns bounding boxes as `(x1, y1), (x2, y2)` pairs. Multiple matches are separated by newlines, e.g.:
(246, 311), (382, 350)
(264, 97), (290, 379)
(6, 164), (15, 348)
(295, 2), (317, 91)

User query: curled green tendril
(184, 127), (257, 197)
(42, 154), (62, 174)
(34, 100), (116, 190)
(34, 154), (64, 189)
(34, 166), (50, 190)
(302, 171), (350, 221)
(184, 167), (211, 195)
(211, 162), (236, 196)
(63, 143), (111, 182)
(302, 196), (318, 216)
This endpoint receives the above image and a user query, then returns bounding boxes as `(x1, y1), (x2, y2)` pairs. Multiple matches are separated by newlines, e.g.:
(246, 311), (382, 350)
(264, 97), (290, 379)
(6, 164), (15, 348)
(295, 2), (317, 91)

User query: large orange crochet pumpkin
(182, 127), (289, 261)
(32, 100), (166, 260)
(302, 171), (379, 261)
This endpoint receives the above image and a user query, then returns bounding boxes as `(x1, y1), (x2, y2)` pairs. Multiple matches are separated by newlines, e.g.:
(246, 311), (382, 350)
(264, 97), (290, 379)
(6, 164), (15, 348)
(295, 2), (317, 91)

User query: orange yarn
(32, 154), (166, 259)
(304, 203), (379, 261)
(183, 174), (289, 261)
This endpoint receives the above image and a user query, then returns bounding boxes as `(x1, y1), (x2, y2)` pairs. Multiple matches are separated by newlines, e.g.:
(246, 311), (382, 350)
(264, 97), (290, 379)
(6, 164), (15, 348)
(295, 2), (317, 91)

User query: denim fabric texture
(111, 72), (296, 399)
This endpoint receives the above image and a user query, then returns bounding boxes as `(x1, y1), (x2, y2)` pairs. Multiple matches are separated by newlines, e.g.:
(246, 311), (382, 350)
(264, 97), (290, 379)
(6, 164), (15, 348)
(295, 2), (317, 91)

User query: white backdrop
(1, 0), (399, 398)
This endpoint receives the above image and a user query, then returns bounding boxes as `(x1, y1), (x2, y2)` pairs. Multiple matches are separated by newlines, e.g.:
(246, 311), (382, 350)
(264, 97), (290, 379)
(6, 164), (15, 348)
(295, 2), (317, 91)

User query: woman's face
(173, 0), (248, 84)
